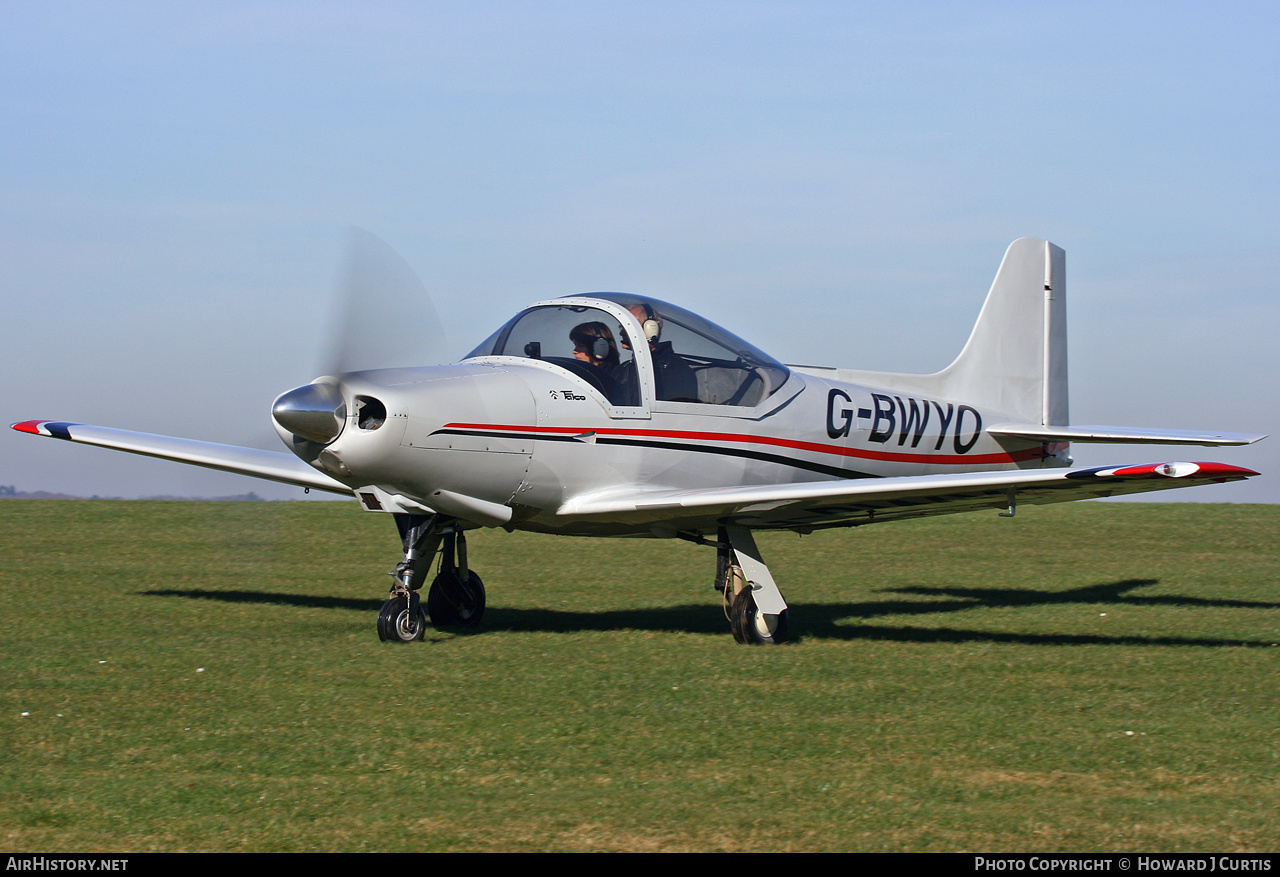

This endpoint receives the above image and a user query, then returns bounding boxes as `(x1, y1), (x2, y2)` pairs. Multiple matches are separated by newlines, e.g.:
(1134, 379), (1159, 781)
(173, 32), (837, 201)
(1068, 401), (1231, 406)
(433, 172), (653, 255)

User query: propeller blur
(13, 238), (1265, 644)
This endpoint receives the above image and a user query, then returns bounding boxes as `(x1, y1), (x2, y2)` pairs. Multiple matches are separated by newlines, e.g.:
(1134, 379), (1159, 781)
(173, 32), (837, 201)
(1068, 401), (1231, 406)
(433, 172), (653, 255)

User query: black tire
(377, 594), (426, 643)
(730, 588), (788, 645)
(427, 569), (486, 628)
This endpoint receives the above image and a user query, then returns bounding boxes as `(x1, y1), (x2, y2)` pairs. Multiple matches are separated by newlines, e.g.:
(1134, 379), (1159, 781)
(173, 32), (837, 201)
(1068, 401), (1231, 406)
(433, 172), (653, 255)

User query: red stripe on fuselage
(442, 422), (1048, 466)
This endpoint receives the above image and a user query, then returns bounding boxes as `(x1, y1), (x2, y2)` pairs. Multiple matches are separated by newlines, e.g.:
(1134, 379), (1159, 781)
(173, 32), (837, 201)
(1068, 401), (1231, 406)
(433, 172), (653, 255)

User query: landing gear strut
(426, 530), (486, 628)
(717, 526), (789, 645)
(377, 513), (485, 642)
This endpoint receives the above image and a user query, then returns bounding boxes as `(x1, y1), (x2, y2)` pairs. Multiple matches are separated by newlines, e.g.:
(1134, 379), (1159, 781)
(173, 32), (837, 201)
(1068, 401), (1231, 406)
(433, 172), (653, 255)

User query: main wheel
(427, 569), (486, 628)
(730, 588), (788, 645)
(377, 594), (427, 643)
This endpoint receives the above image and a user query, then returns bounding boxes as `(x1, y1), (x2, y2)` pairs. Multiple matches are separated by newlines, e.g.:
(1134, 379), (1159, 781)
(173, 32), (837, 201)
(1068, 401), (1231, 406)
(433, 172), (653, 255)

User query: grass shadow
(881, 578), (1280, 612)
(143, 588), (379, 612)
(142, 578), (1279, 648)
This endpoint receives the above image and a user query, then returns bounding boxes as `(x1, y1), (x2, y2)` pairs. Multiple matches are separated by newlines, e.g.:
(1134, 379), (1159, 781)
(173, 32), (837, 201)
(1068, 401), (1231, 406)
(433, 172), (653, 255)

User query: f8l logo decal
(826, 389), (982, 454)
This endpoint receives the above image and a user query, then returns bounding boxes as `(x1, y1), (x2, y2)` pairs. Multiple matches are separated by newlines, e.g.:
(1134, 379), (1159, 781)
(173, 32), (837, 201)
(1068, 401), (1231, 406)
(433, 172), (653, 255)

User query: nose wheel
(377, 592), (427, 642)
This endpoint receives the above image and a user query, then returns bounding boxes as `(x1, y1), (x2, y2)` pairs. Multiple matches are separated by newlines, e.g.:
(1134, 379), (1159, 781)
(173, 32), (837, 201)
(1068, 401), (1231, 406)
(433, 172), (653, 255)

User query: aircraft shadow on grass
(142, 577), (1279, 649)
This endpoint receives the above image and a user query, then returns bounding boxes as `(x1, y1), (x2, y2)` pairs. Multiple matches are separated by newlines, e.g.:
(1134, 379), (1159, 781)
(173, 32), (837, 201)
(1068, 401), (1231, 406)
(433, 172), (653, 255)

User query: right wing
(12, 420), (351, 496)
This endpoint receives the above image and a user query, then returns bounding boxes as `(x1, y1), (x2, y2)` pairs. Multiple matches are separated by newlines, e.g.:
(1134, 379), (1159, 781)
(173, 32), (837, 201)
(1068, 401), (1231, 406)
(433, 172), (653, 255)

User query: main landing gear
(375, 516), (785, 646)
(713, 526), (789, 645)
(377, 513), (486, 643)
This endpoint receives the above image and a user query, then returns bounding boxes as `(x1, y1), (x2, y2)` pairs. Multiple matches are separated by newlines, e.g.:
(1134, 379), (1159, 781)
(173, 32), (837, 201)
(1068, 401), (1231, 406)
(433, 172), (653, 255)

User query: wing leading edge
(556, 461), (1260, 532)
(12, 421), (351, 495)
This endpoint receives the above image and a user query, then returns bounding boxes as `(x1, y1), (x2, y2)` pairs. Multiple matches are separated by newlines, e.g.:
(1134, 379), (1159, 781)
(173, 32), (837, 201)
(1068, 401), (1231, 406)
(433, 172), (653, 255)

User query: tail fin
(835, 237), (1068, 424)
(938, 237), (1067, 425)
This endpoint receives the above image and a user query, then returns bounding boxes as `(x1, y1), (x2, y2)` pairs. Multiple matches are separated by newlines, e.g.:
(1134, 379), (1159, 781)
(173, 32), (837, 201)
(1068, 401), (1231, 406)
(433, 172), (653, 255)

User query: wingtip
(1101, 462), (1260, 480)
(12, 421), (76, 439)
(1191, 462), (1262, 479)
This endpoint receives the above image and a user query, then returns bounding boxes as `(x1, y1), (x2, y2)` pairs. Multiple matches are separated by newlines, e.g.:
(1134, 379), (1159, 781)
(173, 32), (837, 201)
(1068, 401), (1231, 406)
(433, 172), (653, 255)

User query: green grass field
(2, 499), (1277, 852)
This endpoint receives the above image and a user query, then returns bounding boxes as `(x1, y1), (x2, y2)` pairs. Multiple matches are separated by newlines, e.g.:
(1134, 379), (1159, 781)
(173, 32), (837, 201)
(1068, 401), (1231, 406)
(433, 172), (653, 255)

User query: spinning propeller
(272, 228), (445, 446)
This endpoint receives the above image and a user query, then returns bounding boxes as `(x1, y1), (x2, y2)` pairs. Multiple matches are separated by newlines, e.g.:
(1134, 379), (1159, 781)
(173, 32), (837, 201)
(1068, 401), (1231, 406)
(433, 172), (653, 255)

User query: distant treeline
(0, 486), (270, 501)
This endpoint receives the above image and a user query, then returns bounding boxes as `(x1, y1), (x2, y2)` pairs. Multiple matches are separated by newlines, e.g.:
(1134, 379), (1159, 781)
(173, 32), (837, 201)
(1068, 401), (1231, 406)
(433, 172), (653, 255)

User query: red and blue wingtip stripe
(1068, 461), (1260, 481)
(11, 421), (77, 440)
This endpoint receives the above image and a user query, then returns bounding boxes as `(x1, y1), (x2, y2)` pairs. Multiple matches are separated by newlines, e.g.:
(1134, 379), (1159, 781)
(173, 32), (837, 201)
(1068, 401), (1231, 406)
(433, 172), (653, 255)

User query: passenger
(614, 302), (699, 403)
(569, 322), (620, 370)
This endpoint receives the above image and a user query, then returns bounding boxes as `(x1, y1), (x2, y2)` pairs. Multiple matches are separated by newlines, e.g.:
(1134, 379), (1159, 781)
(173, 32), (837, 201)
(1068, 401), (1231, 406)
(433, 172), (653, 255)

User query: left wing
(557, 461), (1260, 531)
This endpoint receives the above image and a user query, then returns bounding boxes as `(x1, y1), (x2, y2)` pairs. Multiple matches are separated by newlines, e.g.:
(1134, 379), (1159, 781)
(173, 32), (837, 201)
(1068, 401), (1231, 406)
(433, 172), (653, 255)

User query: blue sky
(3, 1), (1276, 501)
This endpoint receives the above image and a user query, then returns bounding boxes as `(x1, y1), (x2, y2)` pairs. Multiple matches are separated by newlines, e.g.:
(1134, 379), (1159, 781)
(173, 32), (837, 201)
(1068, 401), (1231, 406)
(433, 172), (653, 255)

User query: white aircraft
(13, 237), (1265, 645)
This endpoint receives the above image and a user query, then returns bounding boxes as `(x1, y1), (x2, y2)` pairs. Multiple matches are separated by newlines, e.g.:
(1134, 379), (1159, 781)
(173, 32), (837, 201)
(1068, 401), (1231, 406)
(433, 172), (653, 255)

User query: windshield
(464, 304), (640, 406)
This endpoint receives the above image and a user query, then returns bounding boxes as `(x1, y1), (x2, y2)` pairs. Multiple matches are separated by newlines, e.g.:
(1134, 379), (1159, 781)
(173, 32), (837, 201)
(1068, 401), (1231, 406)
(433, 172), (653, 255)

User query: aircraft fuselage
(282, 358), (1066, 537)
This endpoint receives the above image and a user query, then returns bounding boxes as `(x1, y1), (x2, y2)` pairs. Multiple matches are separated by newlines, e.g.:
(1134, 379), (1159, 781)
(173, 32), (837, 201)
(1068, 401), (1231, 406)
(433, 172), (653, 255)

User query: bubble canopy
(463, 293), (791, 408)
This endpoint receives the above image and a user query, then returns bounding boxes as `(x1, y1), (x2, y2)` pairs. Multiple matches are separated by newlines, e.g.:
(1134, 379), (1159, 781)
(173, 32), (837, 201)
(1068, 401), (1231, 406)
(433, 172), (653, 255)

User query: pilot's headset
(571, 326), (613, 362)
(637, 303), (662, 342)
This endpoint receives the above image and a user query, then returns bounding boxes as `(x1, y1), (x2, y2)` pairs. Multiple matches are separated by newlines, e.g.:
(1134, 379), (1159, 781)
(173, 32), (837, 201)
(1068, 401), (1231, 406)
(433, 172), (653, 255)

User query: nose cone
(272, 382), (347, 444)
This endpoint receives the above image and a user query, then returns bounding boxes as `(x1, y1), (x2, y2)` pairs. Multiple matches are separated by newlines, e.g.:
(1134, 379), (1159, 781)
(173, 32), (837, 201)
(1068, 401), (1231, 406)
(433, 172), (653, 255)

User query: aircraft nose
(272, 382), (347, 444)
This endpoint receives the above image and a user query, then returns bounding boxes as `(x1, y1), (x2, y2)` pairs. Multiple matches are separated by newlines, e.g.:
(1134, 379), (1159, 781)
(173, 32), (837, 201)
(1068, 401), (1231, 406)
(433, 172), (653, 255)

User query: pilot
(614, 302), (699, 403)
(569, 322), (620, 370)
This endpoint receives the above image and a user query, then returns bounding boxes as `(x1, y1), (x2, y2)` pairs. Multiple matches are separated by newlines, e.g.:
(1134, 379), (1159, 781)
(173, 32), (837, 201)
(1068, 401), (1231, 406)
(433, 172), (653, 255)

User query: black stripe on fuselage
(430, 428), (877, 480)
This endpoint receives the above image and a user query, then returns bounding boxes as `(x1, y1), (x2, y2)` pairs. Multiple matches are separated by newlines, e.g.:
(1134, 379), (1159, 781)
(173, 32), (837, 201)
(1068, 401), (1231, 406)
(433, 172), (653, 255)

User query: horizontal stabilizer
(988, 423), (1267, 447)
(12, 420), (352, 495)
